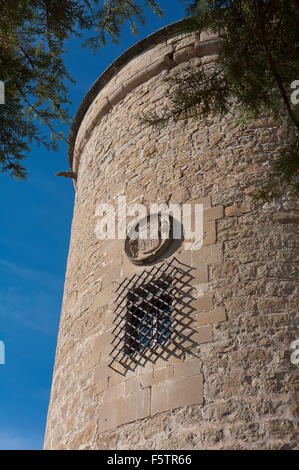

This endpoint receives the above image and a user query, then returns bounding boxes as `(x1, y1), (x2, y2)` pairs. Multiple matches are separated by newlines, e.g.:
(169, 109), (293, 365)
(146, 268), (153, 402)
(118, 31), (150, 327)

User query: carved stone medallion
(125, 214), (173, 265)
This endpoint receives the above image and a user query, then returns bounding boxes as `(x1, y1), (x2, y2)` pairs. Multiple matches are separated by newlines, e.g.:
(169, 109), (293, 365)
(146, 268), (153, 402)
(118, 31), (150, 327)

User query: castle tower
(44, 20), (298, 450)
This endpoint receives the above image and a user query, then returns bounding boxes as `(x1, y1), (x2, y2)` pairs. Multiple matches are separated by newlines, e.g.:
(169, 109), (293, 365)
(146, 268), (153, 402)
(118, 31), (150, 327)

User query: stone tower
(44, 20), (298, 450)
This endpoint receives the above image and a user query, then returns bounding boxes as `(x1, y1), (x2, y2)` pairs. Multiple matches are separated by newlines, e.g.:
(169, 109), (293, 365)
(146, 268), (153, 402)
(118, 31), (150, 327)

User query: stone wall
(44, 24), (298, 450)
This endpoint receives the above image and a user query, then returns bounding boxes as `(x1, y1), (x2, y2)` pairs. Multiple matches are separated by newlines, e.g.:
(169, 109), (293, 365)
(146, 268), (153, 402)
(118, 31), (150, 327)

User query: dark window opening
(124, 278), (173, 356)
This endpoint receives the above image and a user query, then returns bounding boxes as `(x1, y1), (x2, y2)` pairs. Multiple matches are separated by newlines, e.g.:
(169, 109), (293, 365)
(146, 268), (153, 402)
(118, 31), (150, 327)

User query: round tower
(44, 20), (298, 450)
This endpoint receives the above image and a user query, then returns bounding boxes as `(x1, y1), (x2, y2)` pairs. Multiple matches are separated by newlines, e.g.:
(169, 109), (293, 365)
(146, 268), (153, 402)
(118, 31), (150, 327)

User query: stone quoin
(44, 19), (298, 450)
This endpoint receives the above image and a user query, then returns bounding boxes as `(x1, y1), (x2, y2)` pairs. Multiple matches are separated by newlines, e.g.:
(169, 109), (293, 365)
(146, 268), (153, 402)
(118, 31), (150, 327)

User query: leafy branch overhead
(140, 0), (299, 200)
(0, 0), (163, 179)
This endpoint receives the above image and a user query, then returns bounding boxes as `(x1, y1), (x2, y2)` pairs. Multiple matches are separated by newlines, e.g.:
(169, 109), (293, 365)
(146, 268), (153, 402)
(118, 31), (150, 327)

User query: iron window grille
(124, 278), (173, 356)
(110, 257), (195, 369)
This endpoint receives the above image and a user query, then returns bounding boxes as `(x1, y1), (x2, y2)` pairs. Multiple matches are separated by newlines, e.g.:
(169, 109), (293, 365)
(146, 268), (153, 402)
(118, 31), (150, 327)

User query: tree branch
(256, 0), (299, 131)
(17, 87), (58, 136)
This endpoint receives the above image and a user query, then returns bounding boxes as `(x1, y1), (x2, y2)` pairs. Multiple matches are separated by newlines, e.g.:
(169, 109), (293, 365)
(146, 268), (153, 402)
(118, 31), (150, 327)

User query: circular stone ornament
(125, 214), (173, 265)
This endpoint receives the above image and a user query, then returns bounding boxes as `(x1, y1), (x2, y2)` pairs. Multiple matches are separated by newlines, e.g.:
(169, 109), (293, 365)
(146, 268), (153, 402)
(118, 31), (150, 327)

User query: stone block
(174, 34), (198, 51)
(122, 254), (145, 277)
(204, 206), (224, 222)
(173, 45), (197, 64)
(139, 371), (153, 389)
(272, 212), (299, 224)
(123, 69), (147, 95)
(178, 250), (192, 267)
(109, 85), (125, 106)
(85, 349), (101, 370)
(125, 377), (142, 395)
(147, 45), (173, 64)
(195, 38), (222, 58)
(103, 381), (125, 403)
(104, 239), (123, 262)
(192, 196), (212, 209)
(93, 330), (113, 355)
(191, 325), (213, 345)
(151, 382), (168, 415)
(94, 360), (113, 381)
(192, 243), (223, 265)
(225, 205), (251, 217)
(151, 375), (203, 415)
(98, 388), (150, 433)
(92, 97), (112, 126)
(101, 260), (122, 290)
(174, 359), (202, 379)
(190, 264), (209, 285)
(196, 307), (226, 326)
(97, 401), (119, 433)
(194, 294), (213, 312)
(94, 377), (109, 395)
(108, 373), (126, 388)
(153, 366), (174, 384)
(145, 55), (171, 78)
(94, 285), (113, 309)
(200, 30), (220, 41)
(203, 226), (217, 246)
(109, 367), (136, 387)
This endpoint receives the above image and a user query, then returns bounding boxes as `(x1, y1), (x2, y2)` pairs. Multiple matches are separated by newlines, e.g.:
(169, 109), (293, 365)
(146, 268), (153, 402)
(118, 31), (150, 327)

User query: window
(124, 278), (173, 356)
(110, 257), (194, 368)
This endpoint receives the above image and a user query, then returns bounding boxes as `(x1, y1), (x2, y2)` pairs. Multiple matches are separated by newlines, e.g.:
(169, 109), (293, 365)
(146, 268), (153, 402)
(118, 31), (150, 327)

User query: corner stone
(151, 375), (203, 415)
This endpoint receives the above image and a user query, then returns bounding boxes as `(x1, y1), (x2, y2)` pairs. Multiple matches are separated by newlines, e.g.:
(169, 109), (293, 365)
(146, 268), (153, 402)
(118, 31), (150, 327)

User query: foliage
(0, 0), (163, 179)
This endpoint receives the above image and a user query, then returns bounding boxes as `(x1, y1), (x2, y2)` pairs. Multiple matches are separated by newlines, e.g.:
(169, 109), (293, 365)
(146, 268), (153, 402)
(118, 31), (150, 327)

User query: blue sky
(0, 1), (186, 450)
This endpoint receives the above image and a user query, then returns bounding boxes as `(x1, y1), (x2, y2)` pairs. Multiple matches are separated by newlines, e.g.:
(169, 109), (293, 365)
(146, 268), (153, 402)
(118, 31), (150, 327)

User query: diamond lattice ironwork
(110, 257), (198, 371)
